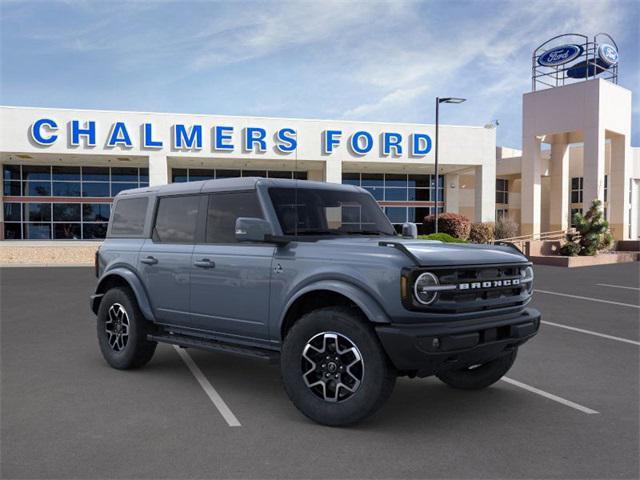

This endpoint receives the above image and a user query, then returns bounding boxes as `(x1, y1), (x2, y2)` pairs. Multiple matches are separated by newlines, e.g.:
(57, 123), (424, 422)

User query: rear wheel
(97, 287), (157, 369)
(281, 306), (396, 426)
(436, 349), (517, 390)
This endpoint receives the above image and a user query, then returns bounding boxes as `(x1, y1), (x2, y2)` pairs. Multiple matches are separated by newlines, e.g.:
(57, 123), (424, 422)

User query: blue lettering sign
(143, 123), (163, 148)
(173, 124), (202, 150)
(411, 133), (432, 156)
(383, 132), (403, 156)
(107, 122), (132, 148)
(30, 118), (58, 145)
(244, 127), (267, 152)
(323, 130), (342, 154)
(350, 131), (373, 155)
(275, 128), (297, 153)
(71, 120), (96, 147)
(214, 126), (234, 151)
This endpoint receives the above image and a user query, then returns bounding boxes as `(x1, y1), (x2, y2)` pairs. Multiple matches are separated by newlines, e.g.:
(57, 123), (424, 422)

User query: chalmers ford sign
(29, 118), (434, 157)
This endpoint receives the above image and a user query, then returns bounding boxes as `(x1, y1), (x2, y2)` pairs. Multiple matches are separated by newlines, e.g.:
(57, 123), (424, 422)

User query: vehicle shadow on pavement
(164, 346), (528, 432)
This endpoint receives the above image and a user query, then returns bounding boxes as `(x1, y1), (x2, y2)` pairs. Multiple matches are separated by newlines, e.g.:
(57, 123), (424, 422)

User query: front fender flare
(280, 279), (391, 331)
(92, 267), (155, 322)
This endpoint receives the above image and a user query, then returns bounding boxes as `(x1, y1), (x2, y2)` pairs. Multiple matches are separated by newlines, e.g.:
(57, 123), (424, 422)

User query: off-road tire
(436, 348), (517, 390)
(97, 287), (157, 369)
(281, 306), (396, 426)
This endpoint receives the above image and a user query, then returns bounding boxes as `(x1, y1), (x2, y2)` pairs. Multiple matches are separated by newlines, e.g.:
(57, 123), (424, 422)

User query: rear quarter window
(109, 197), (148, 237)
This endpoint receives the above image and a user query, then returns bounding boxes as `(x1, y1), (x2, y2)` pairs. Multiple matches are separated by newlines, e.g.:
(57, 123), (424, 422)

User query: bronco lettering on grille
(458, 278), (521, 290)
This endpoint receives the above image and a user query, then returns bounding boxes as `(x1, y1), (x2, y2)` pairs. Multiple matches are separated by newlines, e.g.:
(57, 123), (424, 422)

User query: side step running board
(147, 332), (280, 363)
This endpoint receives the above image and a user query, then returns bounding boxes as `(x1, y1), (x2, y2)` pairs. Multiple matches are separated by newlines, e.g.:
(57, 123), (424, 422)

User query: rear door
(138, 194), (202, 325)
(189, 190), (274, 342)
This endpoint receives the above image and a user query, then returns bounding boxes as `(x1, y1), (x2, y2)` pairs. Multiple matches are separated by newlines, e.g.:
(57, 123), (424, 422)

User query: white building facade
(0, 106), (496, 240)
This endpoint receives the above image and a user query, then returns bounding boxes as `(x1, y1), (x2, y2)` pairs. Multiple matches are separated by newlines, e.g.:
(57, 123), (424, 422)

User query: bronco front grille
(407, 263), (532, 313)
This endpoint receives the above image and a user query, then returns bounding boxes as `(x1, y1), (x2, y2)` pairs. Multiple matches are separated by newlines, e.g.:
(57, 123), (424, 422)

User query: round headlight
(414, 272), (440, 305)
(521, 266), (534, 293)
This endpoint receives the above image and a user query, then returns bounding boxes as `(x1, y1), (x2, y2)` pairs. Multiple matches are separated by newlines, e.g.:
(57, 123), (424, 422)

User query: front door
(138, 194), (201, 325)
(189, 191), (274, 342)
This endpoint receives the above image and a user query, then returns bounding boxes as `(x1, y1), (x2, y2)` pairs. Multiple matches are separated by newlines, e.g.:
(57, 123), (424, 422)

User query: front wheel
(281, 306), (396, 426)
(436, 348), (517, 390)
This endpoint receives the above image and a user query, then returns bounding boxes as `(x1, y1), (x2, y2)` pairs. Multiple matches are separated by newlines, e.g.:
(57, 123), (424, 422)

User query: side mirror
(235, 217), (272, 242)
(401, 222), (418, 239)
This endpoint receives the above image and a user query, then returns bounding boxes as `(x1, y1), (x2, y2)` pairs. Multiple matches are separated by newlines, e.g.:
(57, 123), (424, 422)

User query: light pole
(434, 96), (466, 233)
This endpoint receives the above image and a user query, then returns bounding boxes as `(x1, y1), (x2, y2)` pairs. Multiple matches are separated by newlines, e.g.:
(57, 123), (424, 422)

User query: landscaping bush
(469, 222), (495, 244)
(422, 212), (471, 240)
(418, 233), (467, 243)
(495, 217), (519, 239)
(560, 199), (613, 256)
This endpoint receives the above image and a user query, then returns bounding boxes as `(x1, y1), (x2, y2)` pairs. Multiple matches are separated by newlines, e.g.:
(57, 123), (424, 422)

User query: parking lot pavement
(1, 264), (639, 479)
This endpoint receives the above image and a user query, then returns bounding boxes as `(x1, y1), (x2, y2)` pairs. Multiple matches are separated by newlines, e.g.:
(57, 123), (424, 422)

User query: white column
(549, 135), (570, 232)
(521, 135), (542, 236)
(474, 163), (495, 223)
(324, 159), (342, 184)
(445, 173), (459, 213)
(609, 134), (631, 240)
(582, 126), (605, 211)
(148, 153), (169, 186)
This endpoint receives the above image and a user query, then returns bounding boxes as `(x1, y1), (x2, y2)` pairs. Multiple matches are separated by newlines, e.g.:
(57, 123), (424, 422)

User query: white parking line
(501, 377), (599, 415)
(596, 283), (640, 291)
(535, 289), (640, 309)
(173, 345), (241, 427)
(541, 320), (640, 346)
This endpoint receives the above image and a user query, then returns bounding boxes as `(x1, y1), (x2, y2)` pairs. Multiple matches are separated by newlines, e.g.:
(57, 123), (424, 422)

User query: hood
(394, 239), (527, 266)
(313, 237), (527, 267)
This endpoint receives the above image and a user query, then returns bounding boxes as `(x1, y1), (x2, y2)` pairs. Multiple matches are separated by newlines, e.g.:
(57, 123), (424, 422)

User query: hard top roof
(115, 177), (361, 198)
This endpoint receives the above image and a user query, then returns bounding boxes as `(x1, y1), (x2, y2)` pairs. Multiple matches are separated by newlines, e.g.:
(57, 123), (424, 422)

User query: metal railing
(498, 229), (573, 253)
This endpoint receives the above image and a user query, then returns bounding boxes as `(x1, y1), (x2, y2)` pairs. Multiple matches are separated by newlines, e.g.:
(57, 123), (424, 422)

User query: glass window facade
(342, 173), (444, 231)
(2, 164), (148, 239)
(172, 168), (307, 183)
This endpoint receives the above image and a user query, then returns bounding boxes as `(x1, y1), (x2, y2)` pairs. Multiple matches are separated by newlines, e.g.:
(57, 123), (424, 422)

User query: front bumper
(375, 308), (541, 377)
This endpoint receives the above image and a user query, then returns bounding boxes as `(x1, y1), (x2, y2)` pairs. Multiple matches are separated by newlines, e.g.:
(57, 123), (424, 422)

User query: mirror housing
(401, 222), (418, 239)
(235, 217), (273, 242)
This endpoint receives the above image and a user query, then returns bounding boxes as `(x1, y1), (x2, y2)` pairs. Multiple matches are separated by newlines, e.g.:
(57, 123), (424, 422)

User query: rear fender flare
(93, 268), (155, 322)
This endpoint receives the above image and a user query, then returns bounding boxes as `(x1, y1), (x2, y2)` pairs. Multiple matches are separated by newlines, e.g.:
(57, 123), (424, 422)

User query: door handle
(193, 258), (215, 268)
(140, 256), (158, 265)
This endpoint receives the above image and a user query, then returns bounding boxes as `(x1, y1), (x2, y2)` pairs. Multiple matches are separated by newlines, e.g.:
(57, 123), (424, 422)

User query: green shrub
(560, 199), (613, 256)
(418, 233), (468, 243)
(469, 222), (495, 244)
(495, 217), (519, 239)
(422, 213), (471, 240)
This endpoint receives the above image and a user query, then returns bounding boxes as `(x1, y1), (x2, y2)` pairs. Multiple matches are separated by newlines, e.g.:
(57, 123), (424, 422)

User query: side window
(153, 195), (200, 243)
(109, 197), (148, 237)
(206, 191), (263, 243)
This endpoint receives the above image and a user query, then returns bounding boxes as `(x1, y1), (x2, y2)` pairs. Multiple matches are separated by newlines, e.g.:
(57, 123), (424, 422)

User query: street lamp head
(438, 97), (466, 104)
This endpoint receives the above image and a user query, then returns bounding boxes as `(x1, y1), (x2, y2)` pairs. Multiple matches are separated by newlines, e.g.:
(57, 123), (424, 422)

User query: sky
(1, 0), (638, 148)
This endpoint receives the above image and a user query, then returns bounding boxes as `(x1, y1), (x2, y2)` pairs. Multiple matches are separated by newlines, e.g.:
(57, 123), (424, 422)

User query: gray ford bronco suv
(91, 177), (540, 426)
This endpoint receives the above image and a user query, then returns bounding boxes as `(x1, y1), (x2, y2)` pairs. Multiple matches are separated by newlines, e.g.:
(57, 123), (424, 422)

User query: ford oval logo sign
(598, 44), (618, 66)
(538, 44), (583, 67)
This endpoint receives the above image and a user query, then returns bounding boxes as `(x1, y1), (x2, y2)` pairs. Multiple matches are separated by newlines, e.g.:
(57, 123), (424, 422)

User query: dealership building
(0, 35), (638, 246)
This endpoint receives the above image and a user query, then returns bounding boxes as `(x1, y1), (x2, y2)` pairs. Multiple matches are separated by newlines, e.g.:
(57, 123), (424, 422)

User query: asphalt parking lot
(1, 263), (639, 479)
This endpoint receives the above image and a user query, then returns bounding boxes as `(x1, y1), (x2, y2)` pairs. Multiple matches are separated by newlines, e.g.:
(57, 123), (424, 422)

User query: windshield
(268, 187), (396, 237)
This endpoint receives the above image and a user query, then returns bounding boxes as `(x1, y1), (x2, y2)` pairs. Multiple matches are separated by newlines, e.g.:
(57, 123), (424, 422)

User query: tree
(560, 199), (613, 256)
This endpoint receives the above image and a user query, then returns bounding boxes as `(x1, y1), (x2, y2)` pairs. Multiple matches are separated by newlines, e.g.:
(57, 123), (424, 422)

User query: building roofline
(0, 104), (489, 130)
